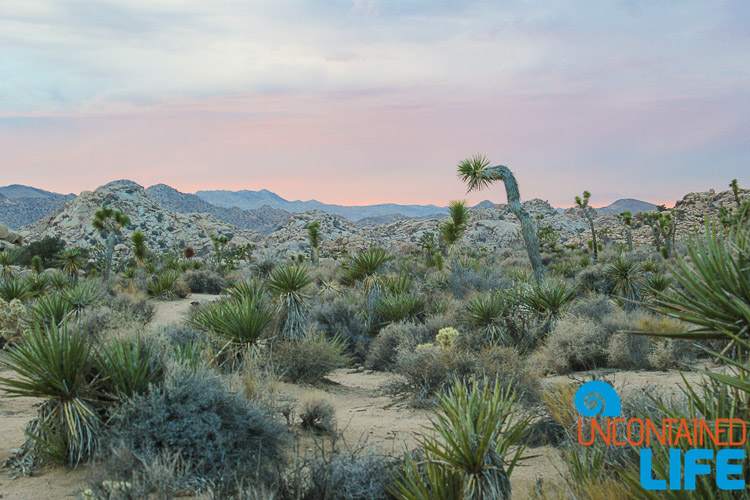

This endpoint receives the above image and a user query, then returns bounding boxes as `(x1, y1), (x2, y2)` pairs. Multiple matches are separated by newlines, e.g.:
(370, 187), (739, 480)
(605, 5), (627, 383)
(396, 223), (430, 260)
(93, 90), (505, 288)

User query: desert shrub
(61, 282), (101, 315)
(273, 332), (349, 384)
(106, 290), (155, 323)
(0, 298), (26, 348)
(146, 270), (184, 300)
(76, 305), (115, 338)
(606, 333), (652, 370)
(536, 316), (610, 374)
(444, 259), (508, 299)
(474, 345), (540, 402)
(299, 397), (336, 434)
(568, 293), (618, 323)
(365, 320), (434, 371)
(393, 344), (475, 404)
(303, 447), (394, 500)
(311, 296), (369, 361)
(576, 265), (608, 294)
(105, 370), (286, 494)
(181, 269), (229, 294)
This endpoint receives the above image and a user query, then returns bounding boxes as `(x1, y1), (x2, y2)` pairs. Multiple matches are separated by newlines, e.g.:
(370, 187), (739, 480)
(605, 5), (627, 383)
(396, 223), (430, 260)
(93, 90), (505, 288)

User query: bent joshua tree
(457, 154), (544, 283)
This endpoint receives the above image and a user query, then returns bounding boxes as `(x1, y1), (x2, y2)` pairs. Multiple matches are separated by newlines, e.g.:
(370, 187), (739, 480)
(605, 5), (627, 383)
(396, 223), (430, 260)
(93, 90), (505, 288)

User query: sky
(1, 1), (749, 208)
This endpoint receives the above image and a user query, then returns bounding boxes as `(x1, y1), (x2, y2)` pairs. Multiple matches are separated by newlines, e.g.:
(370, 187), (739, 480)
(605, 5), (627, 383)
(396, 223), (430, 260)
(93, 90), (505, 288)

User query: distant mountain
(0, 185), (76, 229)
(596, 198), (659, 215)
(145, 184), (291, 234)
(0, 184), (75, 200)
(195, 189), (448, 221)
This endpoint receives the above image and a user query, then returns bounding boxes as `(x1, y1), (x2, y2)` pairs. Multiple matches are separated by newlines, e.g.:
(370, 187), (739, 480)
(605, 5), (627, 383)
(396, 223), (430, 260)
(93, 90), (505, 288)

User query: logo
(574, 381), (746, 491)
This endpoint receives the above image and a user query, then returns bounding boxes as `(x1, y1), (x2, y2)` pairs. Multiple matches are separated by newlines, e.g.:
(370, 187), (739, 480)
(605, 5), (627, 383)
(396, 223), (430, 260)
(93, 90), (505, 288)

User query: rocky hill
(145, 184), (291, 234)
(195, 189), (448, 221)
(596, 198), (659, 215)
(22, 180), (259, 256)
(0, 187), (76, 229)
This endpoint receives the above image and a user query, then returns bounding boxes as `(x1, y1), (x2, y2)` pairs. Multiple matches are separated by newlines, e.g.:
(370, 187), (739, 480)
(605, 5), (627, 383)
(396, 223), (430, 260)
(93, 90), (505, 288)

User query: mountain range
(0, 182), (657, 232)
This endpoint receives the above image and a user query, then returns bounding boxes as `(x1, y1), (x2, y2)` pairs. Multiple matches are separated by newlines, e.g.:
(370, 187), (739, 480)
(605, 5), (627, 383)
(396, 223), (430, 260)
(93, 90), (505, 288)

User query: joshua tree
(730, 178), (741, 208)
(575, 191), (598, 264)
(306, 221), (320, 265)
(616, 210), (634, 252)
(440, 200), (470, 256)
(642, 210), (679, 259)
(92, 205), (130, 281)
(211, 234), (229, 270)
(457, 155), (544, 283)
(131, 231), (148, 267)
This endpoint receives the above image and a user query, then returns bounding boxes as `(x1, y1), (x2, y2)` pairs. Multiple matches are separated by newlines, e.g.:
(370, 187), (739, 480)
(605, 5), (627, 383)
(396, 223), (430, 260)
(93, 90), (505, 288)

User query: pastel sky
(1, 1), (748, 207)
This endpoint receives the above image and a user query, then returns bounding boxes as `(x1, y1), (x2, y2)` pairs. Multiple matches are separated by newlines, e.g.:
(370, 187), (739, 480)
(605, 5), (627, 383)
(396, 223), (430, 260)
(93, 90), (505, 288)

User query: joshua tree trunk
(105, 231), (116, 280)
(626, 227), (633, 253)
(485, 166), (544, 284)
(583, 209), (598, 264)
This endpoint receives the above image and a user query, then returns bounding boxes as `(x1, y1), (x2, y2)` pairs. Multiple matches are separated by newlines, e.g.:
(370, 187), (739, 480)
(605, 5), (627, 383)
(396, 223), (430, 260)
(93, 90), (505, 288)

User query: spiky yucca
(266, 263), (313, 340)
(391, 378), (530, 500)
(0, 323), (101, 466)
(462, 292), (507, 343)
(605, 254), (642, 307)
(516, 279), (577, 332)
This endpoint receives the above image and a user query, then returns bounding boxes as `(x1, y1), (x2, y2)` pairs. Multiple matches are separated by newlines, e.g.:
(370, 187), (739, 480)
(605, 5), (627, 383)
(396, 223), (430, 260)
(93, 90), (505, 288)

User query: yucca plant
(0, 323), (101, 466)
(0, 277), (34, 302)
(391, 378), (531, 500)
(26, 292), (76, 328)
(146, 270), (179, 300)
(266, 264), (313, 340)
(48, 270), (72, 291)
(516, 279), (577, 333)
(57, 247), (86, 282)
(0, 249), (19, 278)
(226, 278), (266, 303)
(462, 292), (507, 343)
(61, 282), (100, 315)
(373, 292), (425, 325)
(26, 273), (51, 297)
(97, 336), (164, 400)
(189, 296), (274, 347)
(624, 206), (750, 497)
(341, 247), (392, 285)
(383, 273), (415, 295)
(604, 253), (642, 308)
(640, 272), (673, 303)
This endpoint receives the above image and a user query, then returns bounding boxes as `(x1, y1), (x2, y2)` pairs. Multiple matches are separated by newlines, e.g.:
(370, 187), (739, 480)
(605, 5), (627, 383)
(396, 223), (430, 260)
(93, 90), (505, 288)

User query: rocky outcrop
(0, 222), (23, 251)
(23, 180), (260, 256)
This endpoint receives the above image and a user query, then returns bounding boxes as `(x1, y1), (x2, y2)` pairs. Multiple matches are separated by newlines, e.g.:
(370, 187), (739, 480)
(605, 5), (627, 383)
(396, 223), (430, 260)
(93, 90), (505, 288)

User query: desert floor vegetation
(0, 197), (748, 499)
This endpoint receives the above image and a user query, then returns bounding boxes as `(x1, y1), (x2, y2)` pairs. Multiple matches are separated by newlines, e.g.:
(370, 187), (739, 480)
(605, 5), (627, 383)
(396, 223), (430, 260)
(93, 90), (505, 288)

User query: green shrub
(303, 447), (394, 500)
(181, 269), (228, 294)
(373, 291), (425, 326)
(17, 236), (65, 268)
(311, 296), (370, 361)
(273, 332), (349, 384)
(266, 263), (313, 340)
(106, 290), (155, 323)
(26, 292), (76, 327)
(516, 278), (577, 332)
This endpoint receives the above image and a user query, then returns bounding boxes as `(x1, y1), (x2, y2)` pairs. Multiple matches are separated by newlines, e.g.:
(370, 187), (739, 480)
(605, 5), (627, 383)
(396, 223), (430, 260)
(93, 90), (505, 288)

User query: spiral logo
(574, 381), (621, 417)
